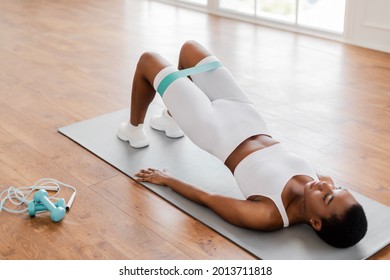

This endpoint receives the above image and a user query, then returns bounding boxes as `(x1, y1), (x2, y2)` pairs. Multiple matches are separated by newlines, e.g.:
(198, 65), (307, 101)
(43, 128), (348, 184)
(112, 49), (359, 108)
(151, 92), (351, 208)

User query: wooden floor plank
(0, 142), (167, 259)
(89, 175), (254, 260)
(0, 103), (119, 186)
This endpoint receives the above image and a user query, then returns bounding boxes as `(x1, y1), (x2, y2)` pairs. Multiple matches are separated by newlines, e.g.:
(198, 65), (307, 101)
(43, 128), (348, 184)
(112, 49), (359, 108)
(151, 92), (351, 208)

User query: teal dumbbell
(28, 198), (66, 217)
(32, 189), (66, 222)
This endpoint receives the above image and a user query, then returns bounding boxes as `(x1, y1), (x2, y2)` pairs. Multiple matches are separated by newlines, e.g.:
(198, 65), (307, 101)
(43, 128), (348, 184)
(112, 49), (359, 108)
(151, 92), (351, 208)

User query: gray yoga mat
(59, 101), (390, 260)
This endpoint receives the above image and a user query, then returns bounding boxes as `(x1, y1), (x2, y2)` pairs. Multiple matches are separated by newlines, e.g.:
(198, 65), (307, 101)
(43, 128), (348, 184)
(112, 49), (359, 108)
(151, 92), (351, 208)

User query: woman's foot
(117, 122), (149, 148)
(150, 109), (184, 138)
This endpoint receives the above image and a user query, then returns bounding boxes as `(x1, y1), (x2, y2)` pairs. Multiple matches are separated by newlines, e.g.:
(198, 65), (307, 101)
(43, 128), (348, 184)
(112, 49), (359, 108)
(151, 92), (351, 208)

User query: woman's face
(303, 180), (358, 225)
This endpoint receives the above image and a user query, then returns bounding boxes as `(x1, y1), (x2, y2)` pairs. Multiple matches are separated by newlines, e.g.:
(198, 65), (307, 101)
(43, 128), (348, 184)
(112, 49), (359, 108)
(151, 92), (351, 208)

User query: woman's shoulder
(245, 197), (285, 231)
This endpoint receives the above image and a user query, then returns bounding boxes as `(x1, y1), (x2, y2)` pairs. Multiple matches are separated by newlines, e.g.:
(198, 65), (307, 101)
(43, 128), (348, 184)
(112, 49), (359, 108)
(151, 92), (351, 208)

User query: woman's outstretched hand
(134, 168), (170, 186)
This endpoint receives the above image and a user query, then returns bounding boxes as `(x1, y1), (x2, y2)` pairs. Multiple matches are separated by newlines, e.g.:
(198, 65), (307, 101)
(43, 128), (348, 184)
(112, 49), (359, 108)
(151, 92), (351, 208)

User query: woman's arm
(134, 168), (209, 205)
(134, 168), (277, 230)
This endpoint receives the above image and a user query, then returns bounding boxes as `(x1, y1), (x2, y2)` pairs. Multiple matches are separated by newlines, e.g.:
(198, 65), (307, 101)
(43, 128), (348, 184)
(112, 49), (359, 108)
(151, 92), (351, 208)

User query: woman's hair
(315, 204), (368, 248)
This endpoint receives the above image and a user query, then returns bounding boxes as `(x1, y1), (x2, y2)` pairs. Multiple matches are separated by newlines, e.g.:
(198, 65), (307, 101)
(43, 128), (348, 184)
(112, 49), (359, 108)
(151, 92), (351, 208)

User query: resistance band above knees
(157, 60), (223, 96)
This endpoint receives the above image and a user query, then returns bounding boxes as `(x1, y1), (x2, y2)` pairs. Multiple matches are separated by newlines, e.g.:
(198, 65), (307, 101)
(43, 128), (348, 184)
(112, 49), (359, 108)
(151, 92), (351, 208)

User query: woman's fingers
(137, 168), (167, 174)
(138, 169), (152, 175)
(135, 171), (148, 178)
(135, 168), (158, 178)
(134, 167), (169, 186)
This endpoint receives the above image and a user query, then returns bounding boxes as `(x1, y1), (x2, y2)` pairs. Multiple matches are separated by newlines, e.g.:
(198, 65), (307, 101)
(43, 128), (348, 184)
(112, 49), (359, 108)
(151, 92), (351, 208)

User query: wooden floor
(0, 0), (389, 260)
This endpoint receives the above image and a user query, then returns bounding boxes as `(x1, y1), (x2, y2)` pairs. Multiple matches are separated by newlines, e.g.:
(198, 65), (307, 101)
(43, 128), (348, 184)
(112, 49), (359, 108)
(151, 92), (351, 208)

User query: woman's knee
(179, 40), (211, 69)
(137, 52), (162, 69)
(137, 51), (171, 81)
(180, 40), (201, 54)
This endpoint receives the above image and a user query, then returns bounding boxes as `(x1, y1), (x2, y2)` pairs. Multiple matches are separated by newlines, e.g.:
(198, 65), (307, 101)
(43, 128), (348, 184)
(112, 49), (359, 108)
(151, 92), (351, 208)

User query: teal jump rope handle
(30, 190), (66, 222)
(28, 198), (66, 217)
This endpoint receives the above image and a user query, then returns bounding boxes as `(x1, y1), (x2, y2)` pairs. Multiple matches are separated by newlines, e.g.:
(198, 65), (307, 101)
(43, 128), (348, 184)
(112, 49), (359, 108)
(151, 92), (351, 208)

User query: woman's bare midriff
(224, 134), (280, 173)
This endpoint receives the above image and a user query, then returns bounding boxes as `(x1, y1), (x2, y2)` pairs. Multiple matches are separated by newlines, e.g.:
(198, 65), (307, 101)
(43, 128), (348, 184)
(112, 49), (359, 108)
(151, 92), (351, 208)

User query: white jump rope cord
(0, 178), (77, 214)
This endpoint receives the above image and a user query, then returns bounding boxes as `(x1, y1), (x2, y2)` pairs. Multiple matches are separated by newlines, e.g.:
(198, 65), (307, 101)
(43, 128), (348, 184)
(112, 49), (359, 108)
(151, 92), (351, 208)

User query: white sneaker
(117, 122), (149, 148)
(150, 109), (184, 138)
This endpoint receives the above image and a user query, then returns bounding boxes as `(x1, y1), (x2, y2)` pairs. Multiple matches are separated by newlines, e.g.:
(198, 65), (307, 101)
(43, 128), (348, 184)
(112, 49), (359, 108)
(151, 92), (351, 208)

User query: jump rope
(0, 178), (76, 222)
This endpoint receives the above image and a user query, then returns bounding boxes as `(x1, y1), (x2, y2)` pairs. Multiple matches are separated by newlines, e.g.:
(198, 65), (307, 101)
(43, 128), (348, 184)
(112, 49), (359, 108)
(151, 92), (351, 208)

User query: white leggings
(153, 56), (271, 163)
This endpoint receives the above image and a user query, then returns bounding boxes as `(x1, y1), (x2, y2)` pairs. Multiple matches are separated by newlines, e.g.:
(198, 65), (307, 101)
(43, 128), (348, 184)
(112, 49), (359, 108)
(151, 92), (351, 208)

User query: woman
(118, 40), (367, 248)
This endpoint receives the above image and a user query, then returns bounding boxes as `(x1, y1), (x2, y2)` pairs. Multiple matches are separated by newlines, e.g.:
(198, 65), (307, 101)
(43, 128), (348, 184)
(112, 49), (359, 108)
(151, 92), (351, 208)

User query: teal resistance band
(157, 60), (222, 96)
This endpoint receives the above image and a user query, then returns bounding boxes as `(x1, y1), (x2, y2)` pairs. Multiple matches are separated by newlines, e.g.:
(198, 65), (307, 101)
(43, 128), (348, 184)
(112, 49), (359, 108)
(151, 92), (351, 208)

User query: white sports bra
(234, 143), (318, 227)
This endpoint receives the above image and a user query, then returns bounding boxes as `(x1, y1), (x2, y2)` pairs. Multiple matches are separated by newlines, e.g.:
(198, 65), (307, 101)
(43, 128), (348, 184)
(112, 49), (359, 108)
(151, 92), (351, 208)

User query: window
(177, 0), (207, 5)
(219, 0), (346, 33)
(172, 0), (346, 34)
(256, 0), (296, 23)
(298, 0), (346, 33)
(219, 0), (256, 15)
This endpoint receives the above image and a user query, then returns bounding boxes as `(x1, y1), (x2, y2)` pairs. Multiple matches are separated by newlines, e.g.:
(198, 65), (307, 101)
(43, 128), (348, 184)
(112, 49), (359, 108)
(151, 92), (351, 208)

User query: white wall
(345, 0), (390, 53)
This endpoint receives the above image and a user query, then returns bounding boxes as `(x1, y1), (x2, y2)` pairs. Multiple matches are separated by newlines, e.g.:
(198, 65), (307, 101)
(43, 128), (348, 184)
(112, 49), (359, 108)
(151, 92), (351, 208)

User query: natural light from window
(177, 0), (346, 34)
(180, 0), (208, 5)
(298, 0), (346, 33)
